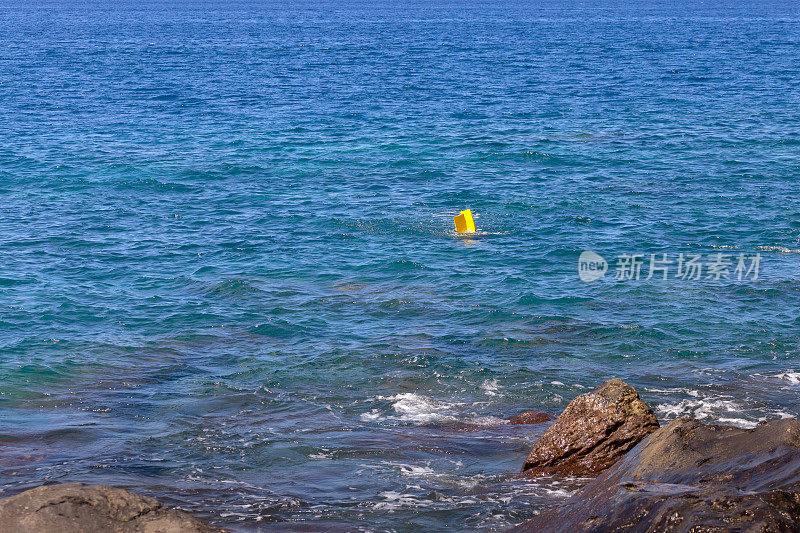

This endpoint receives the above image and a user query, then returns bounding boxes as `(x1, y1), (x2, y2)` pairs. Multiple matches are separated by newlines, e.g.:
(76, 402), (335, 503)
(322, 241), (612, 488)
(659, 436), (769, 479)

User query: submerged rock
(508, 411), (554, 425)
(521, 378), (659, 477)
(511, 417), (800, 532)
(0, 483), (223, 533)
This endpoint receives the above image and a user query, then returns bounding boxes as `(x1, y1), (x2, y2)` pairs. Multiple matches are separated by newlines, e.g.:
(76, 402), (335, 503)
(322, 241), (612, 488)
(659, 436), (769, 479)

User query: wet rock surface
(512, 417), (800, 532)
(508, 411), (554, 425)
(521, 378), (659, 476)
(0, 483), (223, 533)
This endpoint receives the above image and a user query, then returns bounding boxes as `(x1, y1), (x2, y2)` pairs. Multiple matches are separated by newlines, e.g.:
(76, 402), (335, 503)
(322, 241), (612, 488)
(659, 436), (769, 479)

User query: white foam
(360, 392), (510, 426)
(644, 387), (695, 394)
(308, 451), (333, 460)
(448, 229), (509, 237)
(464, 415), (508, 426)
(480, 379), (500, 396)
(360, 393), (463, 425)
(716, 417), (762, 428)
(360, 409), (382, 422)
(758, 245), (800, 253)
(541, 487), (578, 497)
(656, 396), (758, 428)
(373, 491), (423, 511)
(774, 371), (800, 385)
(393, 463), (436, 477)
(389, 393), (457, 424)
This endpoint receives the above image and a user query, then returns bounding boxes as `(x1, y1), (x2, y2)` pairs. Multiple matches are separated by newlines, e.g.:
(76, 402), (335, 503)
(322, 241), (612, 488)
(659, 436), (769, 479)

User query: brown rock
(511, 417), (800, 532)
(521, 378), (659, 476)
(508, 411), (554, 425)
(0, 483), (224, 533)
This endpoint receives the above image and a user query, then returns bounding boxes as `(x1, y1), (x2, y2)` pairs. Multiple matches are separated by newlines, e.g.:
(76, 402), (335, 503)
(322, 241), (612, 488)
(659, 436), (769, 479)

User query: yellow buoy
(454, 209), (476, 233)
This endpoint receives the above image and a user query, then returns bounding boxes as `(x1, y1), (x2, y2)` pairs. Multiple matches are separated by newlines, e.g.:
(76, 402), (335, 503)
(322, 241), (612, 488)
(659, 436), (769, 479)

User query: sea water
(1, 0), (800, 530)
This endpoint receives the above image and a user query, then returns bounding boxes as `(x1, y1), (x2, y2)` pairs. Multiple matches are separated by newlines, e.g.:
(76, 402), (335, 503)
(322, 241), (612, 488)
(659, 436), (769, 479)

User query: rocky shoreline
(520, 378), (659, 478)
(0, 483), (224, 533)
(512, 379), (800, 532)
(3, 379), (799, 532)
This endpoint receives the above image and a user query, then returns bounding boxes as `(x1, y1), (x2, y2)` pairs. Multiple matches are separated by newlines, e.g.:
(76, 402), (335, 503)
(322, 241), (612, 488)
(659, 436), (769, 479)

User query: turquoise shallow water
(2, 0), (800, 530)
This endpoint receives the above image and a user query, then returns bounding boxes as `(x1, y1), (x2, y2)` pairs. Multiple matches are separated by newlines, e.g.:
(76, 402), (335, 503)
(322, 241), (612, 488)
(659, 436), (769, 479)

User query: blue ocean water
(2, 0), (800, 530)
